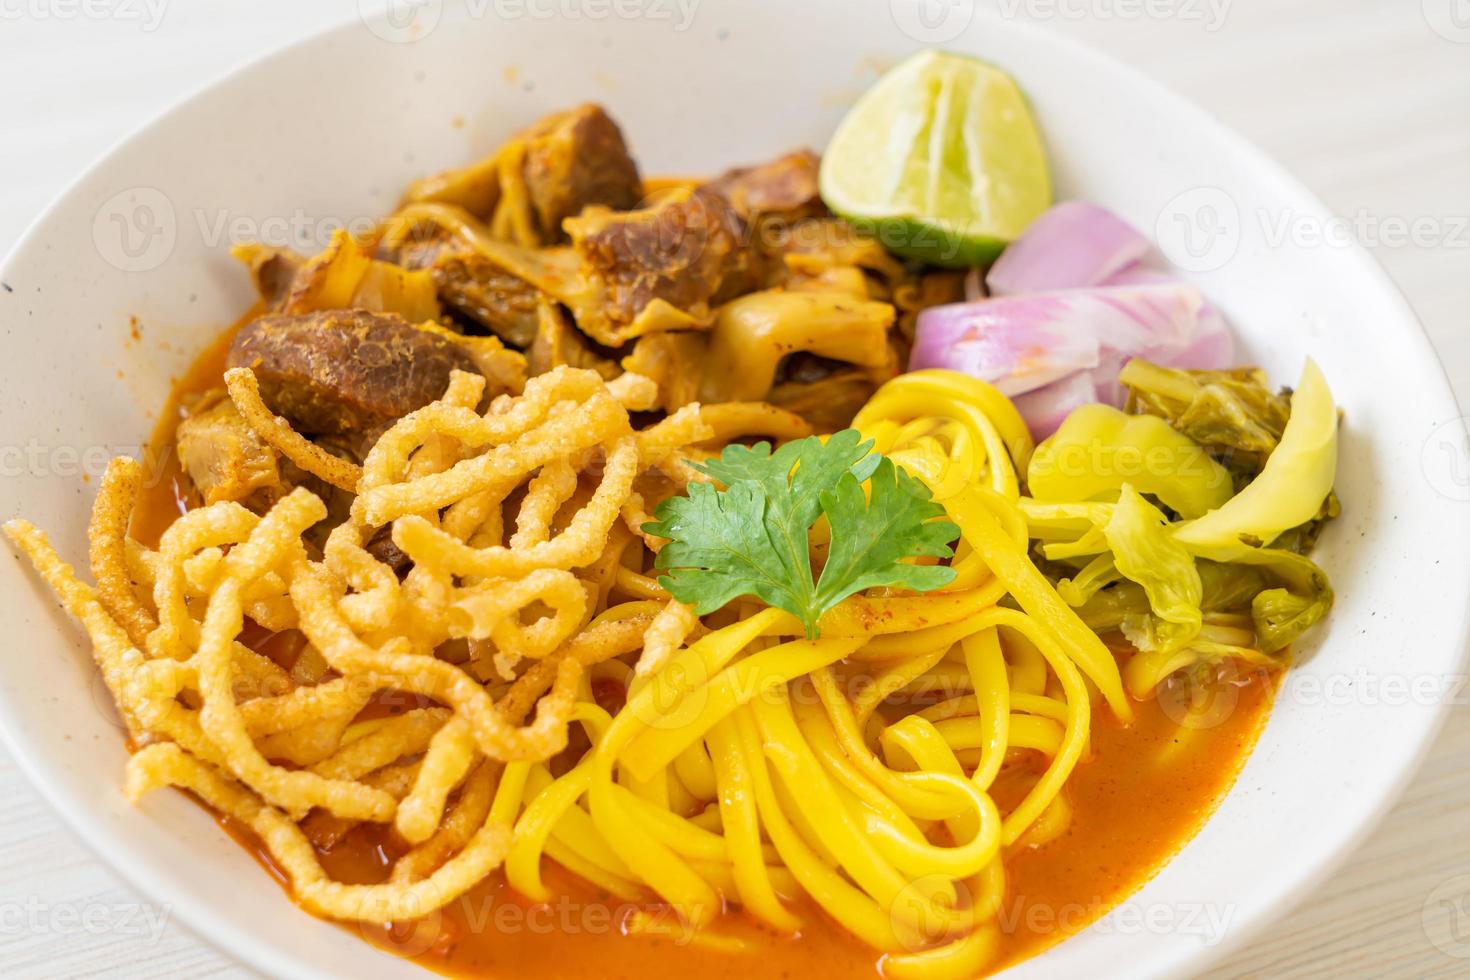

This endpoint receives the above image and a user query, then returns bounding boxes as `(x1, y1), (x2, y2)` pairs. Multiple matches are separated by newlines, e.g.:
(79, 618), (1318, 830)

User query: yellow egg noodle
(5, 365), (1133, 979)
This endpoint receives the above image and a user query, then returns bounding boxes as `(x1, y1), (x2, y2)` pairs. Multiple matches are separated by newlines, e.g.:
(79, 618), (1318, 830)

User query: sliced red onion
(986, 202), (1150, 296)
(910, 283), (1202, 398)
(1094, 316), (1229, 409)
(1102, 264), (1172, 287)
(910, 295), (1100, 397)
(1012, 372), (1100, 439)
(1088, 281), (1205, 405)
(1163, 305), (1234, 370)
(1090, 350), (1130, 408)
(1085, 312), (1231, 411)
(917, 199), (1238, 436)
(1105, 266), (1230, 363)
(1103, 266), (1233, 371)
(1085, 281), (1203, 359)
(962, 266), (986, 303)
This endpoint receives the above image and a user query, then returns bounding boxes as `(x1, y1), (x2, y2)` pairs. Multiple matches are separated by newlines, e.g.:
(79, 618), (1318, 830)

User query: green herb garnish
(645, 430), (960, 638)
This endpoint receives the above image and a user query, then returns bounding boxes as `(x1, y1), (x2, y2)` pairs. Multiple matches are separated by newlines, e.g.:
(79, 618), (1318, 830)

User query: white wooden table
(1, 2), (1466, 976)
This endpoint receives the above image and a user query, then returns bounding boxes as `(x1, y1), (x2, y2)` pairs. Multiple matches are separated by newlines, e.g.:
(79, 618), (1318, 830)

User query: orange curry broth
(129, 319), (1279, 979)
(131, 309), (256, 546)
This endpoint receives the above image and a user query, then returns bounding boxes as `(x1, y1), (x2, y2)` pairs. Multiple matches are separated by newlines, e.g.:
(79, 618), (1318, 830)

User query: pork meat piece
(519, 103), (642, 242)
(565, 188), (756, 334)
(227, 310), (480, 436)
(175, 393), (282, 506)
(703, 149), (826, 226)
(432, 250), (543, 347)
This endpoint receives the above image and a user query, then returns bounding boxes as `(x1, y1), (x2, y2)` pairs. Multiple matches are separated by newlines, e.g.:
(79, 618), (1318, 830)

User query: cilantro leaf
(814, 457), (959, 608)
(644, 480), (813, 618)
(695, 428), (875, 530)
(646, 431), (960, 638)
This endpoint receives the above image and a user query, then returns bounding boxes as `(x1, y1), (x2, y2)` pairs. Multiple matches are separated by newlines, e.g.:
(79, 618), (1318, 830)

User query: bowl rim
(2, 7), (1466, 979)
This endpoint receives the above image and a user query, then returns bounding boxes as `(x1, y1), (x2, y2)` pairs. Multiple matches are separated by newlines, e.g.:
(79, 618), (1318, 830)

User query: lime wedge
(820, 50), (1053, 267)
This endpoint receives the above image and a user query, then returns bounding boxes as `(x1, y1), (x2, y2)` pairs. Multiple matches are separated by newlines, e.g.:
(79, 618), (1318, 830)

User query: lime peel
(820, 50), (1053, 267)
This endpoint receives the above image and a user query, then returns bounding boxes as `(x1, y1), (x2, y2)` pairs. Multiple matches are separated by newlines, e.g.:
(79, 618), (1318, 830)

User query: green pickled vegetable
(1102, 485), (1203, 652)
(1120, 359), (1291, 473)
(1174, 360), (1338, 561)
(1229, 547), (1336, 653)
(1028, 404), (1234, 519)
(1073, 560), (1269, 634)
(1019, 358), (1340, 690)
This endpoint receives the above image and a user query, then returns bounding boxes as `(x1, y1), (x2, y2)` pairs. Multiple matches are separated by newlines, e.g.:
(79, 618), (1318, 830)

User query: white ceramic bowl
(2, 3), (1466, 978)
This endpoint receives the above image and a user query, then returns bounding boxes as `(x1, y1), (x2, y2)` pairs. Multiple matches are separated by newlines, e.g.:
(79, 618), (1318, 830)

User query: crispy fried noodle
(5, 360), (1135, 979)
